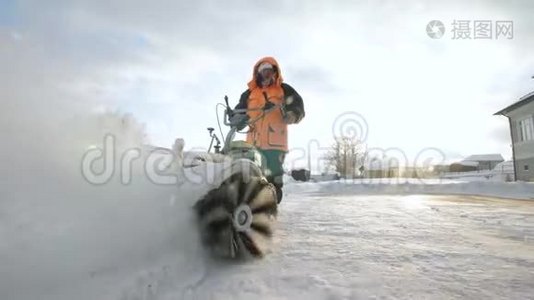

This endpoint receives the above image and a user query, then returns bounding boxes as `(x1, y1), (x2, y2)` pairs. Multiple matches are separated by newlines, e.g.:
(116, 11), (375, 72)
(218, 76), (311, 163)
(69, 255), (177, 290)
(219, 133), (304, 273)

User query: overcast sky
(2, 0), (534, 170)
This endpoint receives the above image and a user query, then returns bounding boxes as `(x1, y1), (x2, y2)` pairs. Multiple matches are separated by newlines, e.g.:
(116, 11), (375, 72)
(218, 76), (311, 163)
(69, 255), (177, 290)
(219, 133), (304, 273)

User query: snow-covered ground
(178, 192), (534, 300)
(285, 177), (534, 201)
(3, 169), (534, 299)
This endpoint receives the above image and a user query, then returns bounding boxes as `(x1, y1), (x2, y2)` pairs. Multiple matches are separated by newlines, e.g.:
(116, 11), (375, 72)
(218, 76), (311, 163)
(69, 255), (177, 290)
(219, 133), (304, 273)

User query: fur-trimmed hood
(247, 56), (283, 90)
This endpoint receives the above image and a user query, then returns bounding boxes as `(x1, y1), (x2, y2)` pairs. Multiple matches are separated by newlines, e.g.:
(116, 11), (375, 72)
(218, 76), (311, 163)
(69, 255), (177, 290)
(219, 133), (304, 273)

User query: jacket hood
(247, 56), (283, 89)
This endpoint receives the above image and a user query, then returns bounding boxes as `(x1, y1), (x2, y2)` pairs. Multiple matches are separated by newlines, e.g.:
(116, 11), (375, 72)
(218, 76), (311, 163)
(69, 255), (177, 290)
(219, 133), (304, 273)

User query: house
(446, 154), (503, 172)
(494, 91), (534, 181)
(449, 161), (479, 172)
(461, 154), (504, 171)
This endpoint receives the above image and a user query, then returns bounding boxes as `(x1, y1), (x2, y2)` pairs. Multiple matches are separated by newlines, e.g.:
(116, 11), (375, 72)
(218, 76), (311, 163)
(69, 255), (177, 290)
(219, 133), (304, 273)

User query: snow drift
(284, 177), (534, 200)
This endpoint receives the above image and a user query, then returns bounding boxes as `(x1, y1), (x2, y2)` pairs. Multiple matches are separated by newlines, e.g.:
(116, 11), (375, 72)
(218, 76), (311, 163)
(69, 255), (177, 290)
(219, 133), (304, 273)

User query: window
(525, 165), (530, 172)
(518, 116), (534, 142)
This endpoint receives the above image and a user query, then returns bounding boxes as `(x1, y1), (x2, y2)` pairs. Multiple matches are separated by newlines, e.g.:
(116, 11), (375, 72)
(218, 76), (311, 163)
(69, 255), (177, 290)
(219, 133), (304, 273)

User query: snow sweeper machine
(190, 95), (285, 259)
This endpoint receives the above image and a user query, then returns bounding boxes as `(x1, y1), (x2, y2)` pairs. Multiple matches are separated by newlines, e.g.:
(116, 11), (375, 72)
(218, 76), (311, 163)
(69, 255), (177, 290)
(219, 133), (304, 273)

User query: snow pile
(284, 178), (534, 200)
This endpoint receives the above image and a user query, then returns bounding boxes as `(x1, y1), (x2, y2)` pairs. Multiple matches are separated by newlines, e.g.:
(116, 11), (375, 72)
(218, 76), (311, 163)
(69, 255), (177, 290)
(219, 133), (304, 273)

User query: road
(171, 193), (534, 300)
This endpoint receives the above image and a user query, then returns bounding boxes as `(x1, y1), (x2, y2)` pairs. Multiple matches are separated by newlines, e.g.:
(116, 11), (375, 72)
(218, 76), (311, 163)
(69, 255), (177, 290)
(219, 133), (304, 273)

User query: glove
(229, 113), (249, 130)
(283, 111), (298, 124)
(282, 96), (304, 124)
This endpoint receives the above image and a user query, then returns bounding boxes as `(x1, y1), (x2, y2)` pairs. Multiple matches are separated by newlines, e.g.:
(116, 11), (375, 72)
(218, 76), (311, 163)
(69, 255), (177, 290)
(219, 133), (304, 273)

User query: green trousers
(258, 149), (285, 203)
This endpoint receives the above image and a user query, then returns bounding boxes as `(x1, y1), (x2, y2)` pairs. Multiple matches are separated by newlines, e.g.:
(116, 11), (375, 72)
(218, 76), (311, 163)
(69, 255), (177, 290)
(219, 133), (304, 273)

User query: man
(232, 56), (305, 203)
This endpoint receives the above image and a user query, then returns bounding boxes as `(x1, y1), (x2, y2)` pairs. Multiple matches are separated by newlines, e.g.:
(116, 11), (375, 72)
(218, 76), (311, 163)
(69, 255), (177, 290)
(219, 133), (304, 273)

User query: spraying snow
(0, 70), (212, 299)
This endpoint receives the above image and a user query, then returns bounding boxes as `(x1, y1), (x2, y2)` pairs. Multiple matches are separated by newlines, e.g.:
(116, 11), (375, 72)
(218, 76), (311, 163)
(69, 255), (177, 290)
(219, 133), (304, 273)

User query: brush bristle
(194, 172), (278, 258)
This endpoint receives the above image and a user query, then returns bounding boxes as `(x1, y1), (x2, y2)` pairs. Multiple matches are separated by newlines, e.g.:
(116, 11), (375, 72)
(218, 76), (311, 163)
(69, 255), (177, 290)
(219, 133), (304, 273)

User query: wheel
(194, 172), (278, 258)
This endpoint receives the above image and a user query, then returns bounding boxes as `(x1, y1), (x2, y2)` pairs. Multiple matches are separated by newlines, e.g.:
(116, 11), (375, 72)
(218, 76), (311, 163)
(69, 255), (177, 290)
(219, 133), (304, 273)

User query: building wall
(515, 157), (534, 181)
(508, 100), (534, 162)
(477, 161), (502, 170)
(450, 163), (477, 172)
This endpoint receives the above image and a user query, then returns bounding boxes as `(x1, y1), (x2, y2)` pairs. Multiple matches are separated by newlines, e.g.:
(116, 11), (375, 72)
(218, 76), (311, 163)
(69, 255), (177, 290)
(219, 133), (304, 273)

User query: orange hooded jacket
(244, 57), (288, 152)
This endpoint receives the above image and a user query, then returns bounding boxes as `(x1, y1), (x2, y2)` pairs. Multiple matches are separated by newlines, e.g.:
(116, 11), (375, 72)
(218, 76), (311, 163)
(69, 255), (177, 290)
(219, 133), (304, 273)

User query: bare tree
(324, 136), (366, 178)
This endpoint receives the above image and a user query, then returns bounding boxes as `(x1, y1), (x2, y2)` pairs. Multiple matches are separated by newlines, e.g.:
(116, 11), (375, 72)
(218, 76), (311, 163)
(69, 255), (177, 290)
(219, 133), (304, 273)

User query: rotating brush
(194, 172), (278, 258)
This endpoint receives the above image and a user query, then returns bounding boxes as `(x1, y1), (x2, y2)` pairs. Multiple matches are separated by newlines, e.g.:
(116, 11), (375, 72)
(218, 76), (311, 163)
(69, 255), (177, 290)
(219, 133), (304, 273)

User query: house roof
(463, 154), (504, 162)
(494, 91), (534, 116)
